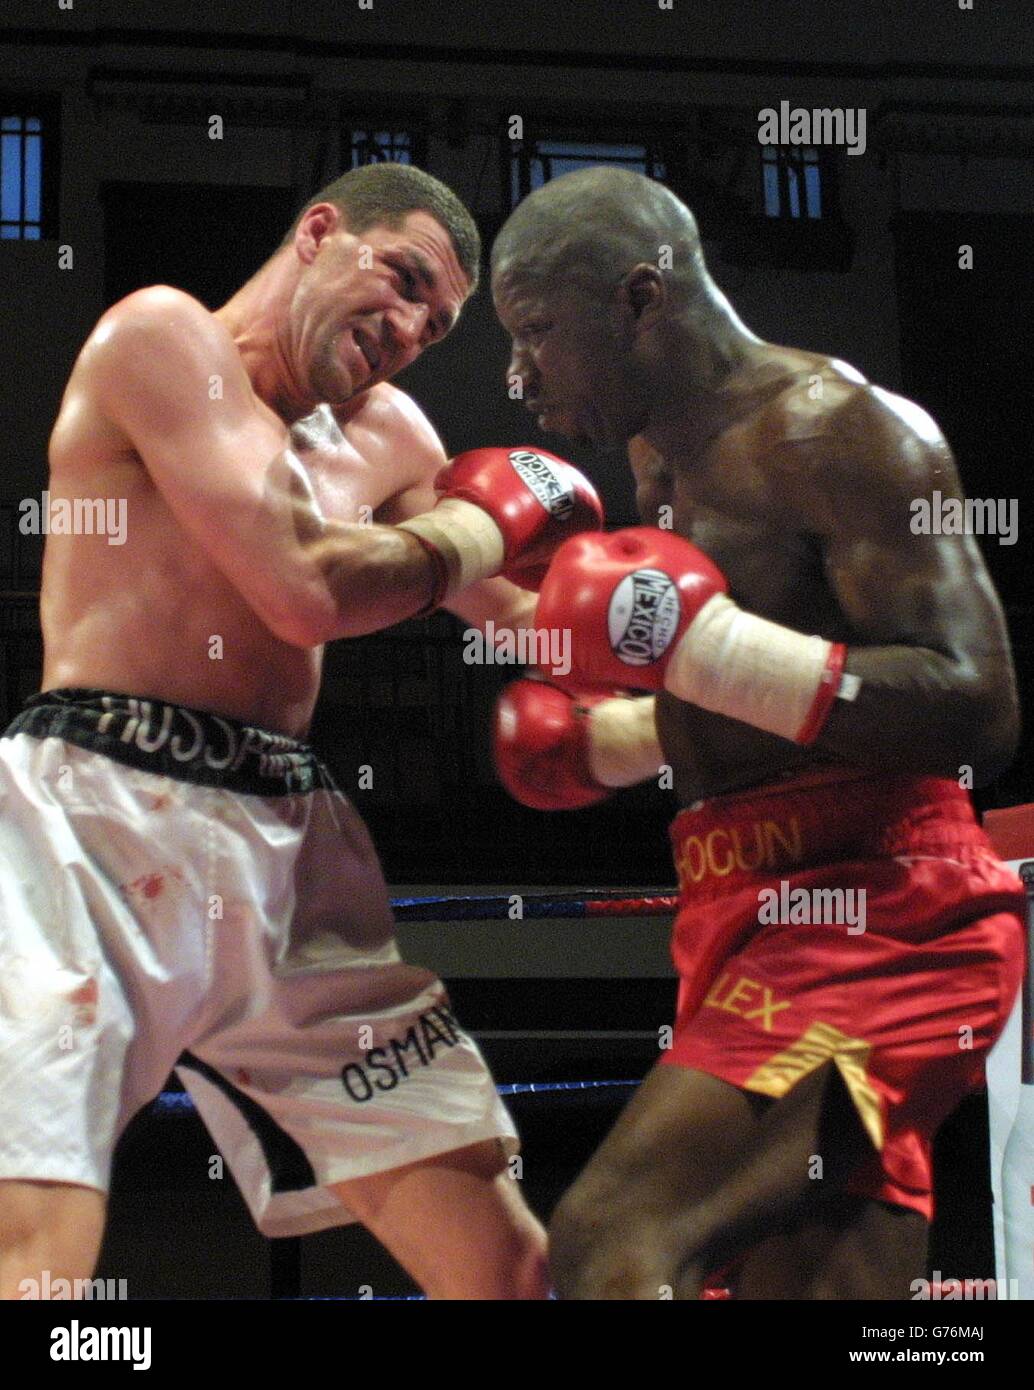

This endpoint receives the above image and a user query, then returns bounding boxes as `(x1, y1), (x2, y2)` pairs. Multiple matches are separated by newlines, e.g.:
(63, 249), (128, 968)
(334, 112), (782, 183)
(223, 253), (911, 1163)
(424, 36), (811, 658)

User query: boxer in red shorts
(489, 165), (1025, 1298)
(665, 767), (1023, 1222)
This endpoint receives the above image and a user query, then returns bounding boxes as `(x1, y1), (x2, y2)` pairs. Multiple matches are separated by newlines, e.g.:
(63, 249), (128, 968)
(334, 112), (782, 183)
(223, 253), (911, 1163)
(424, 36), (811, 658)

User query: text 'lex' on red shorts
(661, 765), (1026, 1219)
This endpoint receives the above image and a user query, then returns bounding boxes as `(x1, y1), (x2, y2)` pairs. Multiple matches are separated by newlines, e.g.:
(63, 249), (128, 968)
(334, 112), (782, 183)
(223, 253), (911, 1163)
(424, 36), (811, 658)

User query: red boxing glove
(436, 447), (604, 590)
(493, 678), (664, 811)
(493, 679), (614, 811)
(535, 528), (848, 746)
(398, 447), (603, 605)
(535, 528), (727, 691)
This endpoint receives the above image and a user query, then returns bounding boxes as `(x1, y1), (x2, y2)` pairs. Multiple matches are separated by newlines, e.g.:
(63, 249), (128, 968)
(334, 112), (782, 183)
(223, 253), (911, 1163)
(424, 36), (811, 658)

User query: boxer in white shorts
(0, 162), (601, 1299)
(1, 690), (517, 1239)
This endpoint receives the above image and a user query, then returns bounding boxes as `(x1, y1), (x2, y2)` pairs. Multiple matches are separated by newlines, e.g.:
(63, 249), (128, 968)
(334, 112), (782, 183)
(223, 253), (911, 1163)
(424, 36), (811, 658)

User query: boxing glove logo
(608, 569), (681, 665)
(508, 450), (574, 520)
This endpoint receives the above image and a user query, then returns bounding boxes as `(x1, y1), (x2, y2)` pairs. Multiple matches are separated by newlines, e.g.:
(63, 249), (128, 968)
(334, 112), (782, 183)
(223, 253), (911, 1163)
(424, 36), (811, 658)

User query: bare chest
(286, 403), (410, 524)
(643, 471), (836, 631)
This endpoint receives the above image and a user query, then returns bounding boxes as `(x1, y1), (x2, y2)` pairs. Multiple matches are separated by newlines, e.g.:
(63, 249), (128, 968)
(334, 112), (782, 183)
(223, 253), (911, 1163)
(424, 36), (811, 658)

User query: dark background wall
(7, 0), (1034, 65)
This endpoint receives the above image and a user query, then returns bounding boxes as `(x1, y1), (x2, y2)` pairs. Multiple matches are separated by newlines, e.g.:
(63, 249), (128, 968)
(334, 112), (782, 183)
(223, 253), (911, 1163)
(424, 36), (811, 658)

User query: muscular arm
(88, 288), (442, 646)
(376, 469), (540, 635)
(808, 389), (1019, 783)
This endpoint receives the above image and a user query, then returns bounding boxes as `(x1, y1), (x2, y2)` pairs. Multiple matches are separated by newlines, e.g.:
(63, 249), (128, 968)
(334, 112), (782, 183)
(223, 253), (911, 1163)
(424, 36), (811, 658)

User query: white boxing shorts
(0, 688), (517, 1237)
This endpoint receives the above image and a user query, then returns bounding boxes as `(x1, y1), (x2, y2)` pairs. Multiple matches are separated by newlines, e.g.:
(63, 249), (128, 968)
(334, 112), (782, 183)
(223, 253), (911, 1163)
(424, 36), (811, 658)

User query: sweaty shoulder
(764, 353), (945, 469)
(342, 380), (447, 483)
(51, 287), (231, 469)
(355, 380), (444, 449)
(768, 356), (864, 440)
(84, 284), (247, 406)
(825, 381), (950, 477)
(90, 284), (228, 351)
(77, 285), (258, 442)
(789, 376), (956, 536)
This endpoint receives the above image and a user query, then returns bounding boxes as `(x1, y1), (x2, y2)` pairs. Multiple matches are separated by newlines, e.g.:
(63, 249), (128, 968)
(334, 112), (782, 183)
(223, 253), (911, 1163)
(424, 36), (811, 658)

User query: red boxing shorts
(661, 765), (1026, 1219)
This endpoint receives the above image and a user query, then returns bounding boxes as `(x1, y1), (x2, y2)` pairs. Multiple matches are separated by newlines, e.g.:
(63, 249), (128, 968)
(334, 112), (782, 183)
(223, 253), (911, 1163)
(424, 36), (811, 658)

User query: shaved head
(491, 166), (750, 450)
(491, 166), (708, 305)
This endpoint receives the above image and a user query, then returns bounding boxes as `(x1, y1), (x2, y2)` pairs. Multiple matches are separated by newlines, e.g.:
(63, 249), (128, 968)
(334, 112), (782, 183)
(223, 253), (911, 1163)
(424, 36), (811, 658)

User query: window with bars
(761, 146), (822, 220)
(1, 114), (44, 239)
(348, 129), (414, 168)
(509, 139), (667, 207)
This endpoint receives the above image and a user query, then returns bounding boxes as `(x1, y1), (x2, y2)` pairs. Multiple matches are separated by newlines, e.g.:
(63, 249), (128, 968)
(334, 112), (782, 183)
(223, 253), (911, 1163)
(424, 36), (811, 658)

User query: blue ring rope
(154, 1077), (640, 1115)
(390, 890), (676, 921)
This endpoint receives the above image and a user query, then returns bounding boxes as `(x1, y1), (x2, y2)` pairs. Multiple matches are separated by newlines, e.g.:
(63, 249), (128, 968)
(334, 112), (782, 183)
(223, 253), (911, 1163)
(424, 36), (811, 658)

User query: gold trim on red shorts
(743, 1021), (885, 1151)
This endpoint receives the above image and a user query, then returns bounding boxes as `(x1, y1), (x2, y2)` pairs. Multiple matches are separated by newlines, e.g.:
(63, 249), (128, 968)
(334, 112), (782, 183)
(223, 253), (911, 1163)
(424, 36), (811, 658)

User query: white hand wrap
(587, 696), (664, 788)
(398, 499), (506, 599)
(663, 593), (846, 744)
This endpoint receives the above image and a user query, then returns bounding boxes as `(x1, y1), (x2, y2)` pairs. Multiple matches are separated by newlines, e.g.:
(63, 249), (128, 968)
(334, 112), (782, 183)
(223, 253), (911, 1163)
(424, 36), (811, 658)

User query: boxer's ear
(620, 264), (667, 332)
(294, 202), (343, 262)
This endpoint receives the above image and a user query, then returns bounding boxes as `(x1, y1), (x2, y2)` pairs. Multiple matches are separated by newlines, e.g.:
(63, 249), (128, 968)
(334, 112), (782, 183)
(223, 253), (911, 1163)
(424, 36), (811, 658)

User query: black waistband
(5, 689), (335, 797)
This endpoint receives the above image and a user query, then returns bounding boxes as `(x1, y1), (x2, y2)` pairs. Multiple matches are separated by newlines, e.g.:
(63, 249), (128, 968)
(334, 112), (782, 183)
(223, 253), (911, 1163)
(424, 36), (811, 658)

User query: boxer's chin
(552, 411), (603, 449)
(311, 338), (355, 405)
(537, 404), (582, 439)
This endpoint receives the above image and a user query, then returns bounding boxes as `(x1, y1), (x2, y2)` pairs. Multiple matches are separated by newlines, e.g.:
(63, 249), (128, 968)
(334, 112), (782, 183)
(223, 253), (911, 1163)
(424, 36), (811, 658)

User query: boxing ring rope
(390, 889), (679, 920)
(154, 1077), (642, 1116)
